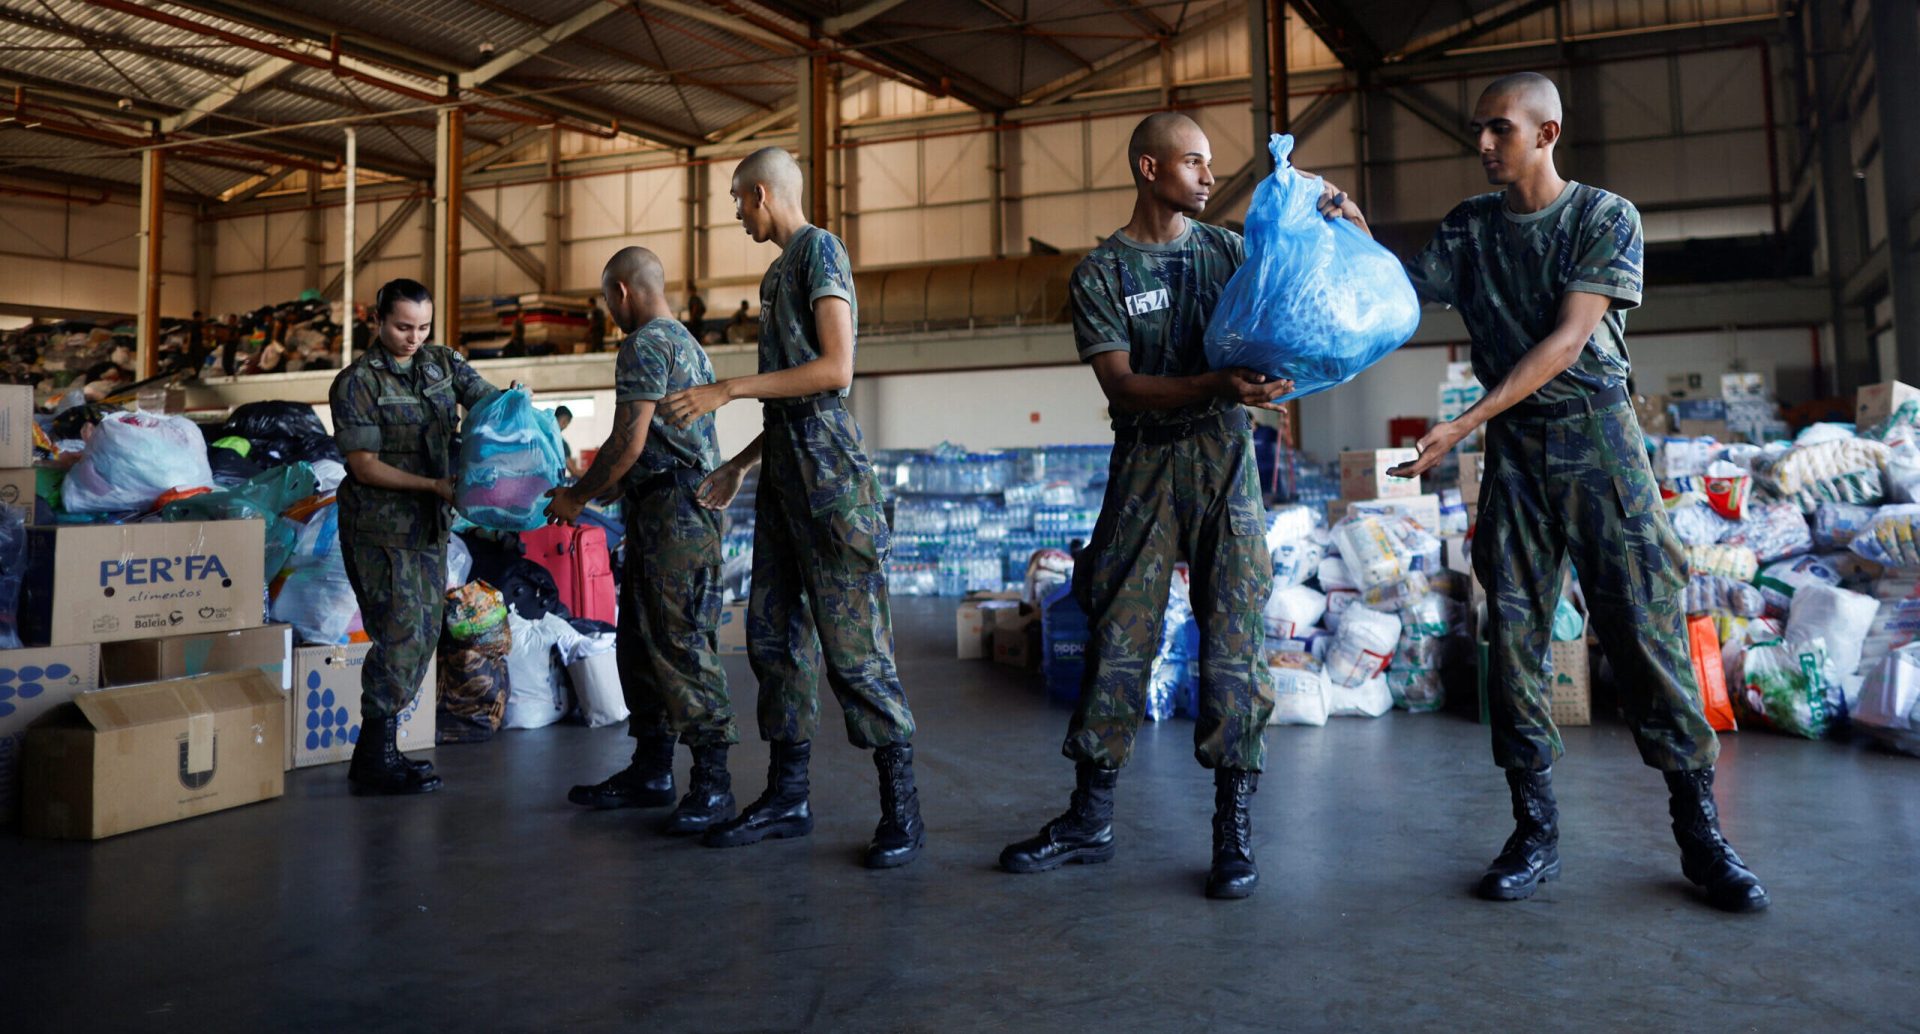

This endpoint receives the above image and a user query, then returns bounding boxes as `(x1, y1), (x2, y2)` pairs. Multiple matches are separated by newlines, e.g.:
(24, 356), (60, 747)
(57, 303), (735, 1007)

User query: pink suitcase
(520, 524), (617, 624)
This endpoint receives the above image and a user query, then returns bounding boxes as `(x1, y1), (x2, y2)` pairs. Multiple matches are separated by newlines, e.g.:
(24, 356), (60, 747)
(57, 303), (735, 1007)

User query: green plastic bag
(1738, 638), (1840, 739)
(160, 462), (318, 576)
(1551, 592), (1586, 642)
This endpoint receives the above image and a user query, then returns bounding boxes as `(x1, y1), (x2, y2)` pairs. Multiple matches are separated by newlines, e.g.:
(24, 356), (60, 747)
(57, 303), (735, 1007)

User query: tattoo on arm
(569, 400), (643, 499)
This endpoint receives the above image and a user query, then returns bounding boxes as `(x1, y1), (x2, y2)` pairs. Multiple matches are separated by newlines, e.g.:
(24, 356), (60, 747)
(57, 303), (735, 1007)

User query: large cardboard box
(1676, 418), (1730, 440)
(0, 385), (32, 468)
(19, 669), (284, 839)
(1329, 493), (1443, 533)
(21, 520), (266, 646)
(100, 624), (293, 690)
(1857, 380), (1920, 431)
(0, 644), (101, 823)
(1340, 448), (1421, 501)
(717, 601), (748, 655)
(289, 643), (434, 769)
(1632, 394), (1673, 435)
(1548, 639), (1592, 727)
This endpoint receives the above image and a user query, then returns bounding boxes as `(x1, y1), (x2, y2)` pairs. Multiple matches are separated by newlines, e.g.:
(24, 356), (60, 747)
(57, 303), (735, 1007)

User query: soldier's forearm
(725, 433), (765, 472)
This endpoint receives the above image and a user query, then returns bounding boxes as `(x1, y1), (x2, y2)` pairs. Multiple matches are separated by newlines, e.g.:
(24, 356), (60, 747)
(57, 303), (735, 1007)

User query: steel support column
(1811, 1), (1872, 389)
(544, 125), (563, 294)
(1872, 0), (1920, 383)
(303, 170), (323, 291)
(434, 107), (464, 348)
(135, 148), (164, 379)
(682, 151), (700, 304)
(193, 202), (215, 316)
(342, 127), (357, 367)
(1249, 0), (1275, 153)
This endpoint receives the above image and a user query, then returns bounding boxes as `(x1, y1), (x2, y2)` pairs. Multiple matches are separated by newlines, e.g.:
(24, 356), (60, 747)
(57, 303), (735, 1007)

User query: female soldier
(329, 278), (503, 795)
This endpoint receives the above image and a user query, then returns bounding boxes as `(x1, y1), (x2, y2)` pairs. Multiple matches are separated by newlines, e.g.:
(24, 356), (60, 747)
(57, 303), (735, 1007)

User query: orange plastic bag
(1688, 614), (1738, 732)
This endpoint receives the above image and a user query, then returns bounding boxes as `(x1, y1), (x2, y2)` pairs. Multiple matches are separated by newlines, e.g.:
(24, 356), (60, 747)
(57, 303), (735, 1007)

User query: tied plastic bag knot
(1203, 134), (1420, 398)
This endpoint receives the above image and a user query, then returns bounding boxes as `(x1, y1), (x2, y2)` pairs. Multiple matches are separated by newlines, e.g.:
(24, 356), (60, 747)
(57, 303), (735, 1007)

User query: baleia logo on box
(100, 554), (231, 587)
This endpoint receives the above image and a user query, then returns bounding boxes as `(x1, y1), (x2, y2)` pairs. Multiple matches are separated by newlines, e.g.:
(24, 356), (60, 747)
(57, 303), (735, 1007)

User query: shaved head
(602, 246), (664, 294)
(1127, 111), (1205, 183)
(733, 146), (803, 206)
(1480, 72), (1562, 126)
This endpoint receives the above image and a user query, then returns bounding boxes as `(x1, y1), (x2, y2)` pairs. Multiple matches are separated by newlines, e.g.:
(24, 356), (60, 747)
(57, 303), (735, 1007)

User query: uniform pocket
(1225, 436), (1265, 537)
(1612, 471), (1661, 519)
(793, 413), (878, 515)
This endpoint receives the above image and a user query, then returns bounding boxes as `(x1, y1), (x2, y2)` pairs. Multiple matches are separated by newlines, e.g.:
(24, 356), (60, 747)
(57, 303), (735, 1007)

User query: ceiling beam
(1023, 1), (1241, 106)
(1392, 0), (1560, 63)
(970, 0), (1097, 75)
(460, 197), (548, 286)
(463, 122), (548, 171)
(458, 1), (625, 90)
(223, 165), (299, 203)
(1379, 86), (1476, 153)
(822, 0), (913, 36)
(635, 0), (798, 52)
(1287, 0), (1385, 68)
(157, 56), (296, 135)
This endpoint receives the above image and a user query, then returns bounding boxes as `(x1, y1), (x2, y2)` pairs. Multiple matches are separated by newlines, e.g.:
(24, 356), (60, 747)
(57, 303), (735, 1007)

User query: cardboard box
(717, 601), (748, 655)
(1444, 536), (1472, 577)
(0, 467), (35, 514)
(0, 644), (101, 823)
(100, 624), (293, 690)
(955, 592), (1019, 659)
(992, 623), (1038, 670)
(0, 385), (31, 468)
(20, 669), (284, 839)
(1720, 372), (1767, 401)
(20, 520), (266, 647)
(1857, 381), (1920, 431)
(1340, 449), (1421, 501)
(289, 644), (434, 769)
(1457, 452), (1486, 504)
(1632, 394), (1672, 435)
(1329, 493), (1444, 533)
(1676, 418), (1729, 440)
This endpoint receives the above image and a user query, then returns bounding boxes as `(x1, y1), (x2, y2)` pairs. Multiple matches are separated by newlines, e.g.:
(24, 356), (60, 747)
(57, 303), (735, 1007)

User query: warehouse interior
(1, 0), (1918, 1030)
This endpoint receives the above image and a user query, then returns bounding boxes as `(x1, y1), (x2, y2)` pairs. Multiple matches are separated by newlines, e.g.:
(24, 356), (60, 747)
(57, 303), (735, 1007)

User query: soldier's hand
(1216, 368), (1293, 409)
(661, 383), (731, 429)
(1389, 421), (1467, 479)
(1314, 178), (1369, 234)
(696, 463), (746, 511)
(543, 486), (584, 526)
(433, 477), (457, 505)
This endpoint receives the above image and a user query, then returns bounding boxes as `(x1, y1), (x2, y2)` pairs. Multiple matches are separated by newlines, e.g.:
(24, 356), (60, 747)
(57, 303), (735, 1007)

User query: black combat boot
(1206, 768), (1259, 900)
(663, 744), (735, 835)
(348, 714), (443, 796)
(1477, 767), (1559, 901)
(999, 763), (1117, 873)
(703, 740), (813, 848)
(1665, 768), (1770, 913)
(567, 730), (676, 809)
(866, 743), (926, 869)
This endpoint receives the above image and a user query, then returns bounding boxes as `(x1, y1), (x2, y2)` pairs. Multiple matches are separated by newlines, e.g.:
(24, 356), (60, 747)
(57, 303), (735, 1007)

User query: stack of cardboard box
(1328, 449), (1438, 531)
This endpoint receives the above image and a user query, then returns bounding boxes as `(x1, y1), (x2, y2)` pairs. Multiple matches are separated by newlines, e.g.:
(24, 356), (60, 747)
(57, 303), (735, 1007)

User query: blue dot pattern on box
(0, 662), (66, 718)
(301, 668), (360, 752)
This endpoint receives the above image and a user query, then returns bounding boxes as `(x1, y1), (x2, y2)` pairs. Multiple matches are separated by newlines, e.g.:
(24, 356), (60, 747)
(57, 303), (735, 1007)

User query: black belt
(1114, 407), (1250, 446)
(1504, 384), (1630, 421)
(763, 396), (845, 425)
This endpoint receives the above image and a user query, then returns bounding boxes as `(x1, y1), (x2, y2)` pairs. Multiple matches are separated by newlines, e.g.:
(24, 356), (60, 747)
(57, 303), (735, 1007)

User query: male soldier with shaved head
(547, 246), (739, 835)
(659, 146), (925, 870)
(1393, 72), (1769, 911)
(999, 112), (1364, 899)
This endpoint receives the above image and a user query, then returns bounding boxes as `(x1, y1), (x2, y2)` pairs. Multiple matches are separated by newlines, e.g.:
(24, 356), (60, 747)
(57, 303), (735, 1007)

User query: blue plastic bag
(1204, 134), (1421, 399)
(456, 386), (567, 532)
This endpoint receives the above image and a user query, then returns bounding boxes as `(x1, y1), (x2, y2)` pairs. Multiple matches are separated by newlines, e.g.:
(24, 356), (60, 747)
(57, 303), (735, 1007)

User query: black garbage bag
(249, 433), (342, 467)
(208, 444), (265, 487)
(497, 559), (565, 621)
(224, 400), (327, 441)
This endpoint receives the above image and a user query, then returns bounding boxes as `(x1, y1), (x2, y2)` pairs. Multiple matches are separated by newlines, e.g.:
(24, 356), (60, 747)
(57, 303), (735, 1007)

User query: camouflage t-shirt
(614, 317), (722, 482)
(1405, 182), (1643, 404)
(1070, 220), (1246, 430)
(759, 224), (855, 405)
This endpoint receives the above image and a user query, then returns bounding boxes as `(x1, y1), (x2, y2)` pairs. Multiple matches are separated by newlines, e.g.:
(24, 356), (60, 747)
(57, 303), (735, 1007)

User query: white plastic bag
(1739, 637), (1841, 738)
(446, 533), (473, 591)
(1752, 555), (1840, 616)
(504, 611), (573, 729)
(1333, 517), (1410, 591)
(309, 459), (347, 494)
(1272, 537), (1325, 587)
(1786, 584), (1880, 675)
(1263, 584), (1326, 640)
(1327, 672), (1393, 718)
(1854, 643), (1920, 755)
(63, 411), (215, 513)
(1318, 555), (1357, 592)
(269, 505), (360, 645)
(1267, 661), (1330, 726)
(1387, 594), (1449, 711)
(1325, 605), (1400, 688)
(567, 649), (627, 728)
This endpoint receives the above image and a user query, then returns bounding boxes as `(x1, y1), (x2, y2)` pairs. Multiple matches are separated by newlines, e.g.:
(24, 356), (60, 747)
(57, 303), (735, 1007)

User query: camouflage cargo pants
(342, 541), (445, 720)
(748, 408), (915, 748)
(620, 474), (738, 747)
(1066, 423), (1274, 771)
(1474, 401), (1719, 772)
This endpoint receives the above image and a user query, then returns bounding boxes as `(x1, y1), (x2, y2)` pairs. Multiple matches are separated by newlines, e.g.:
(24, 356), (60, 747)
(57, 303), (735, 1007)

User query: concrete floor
(5, 597), (1918, 1033)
